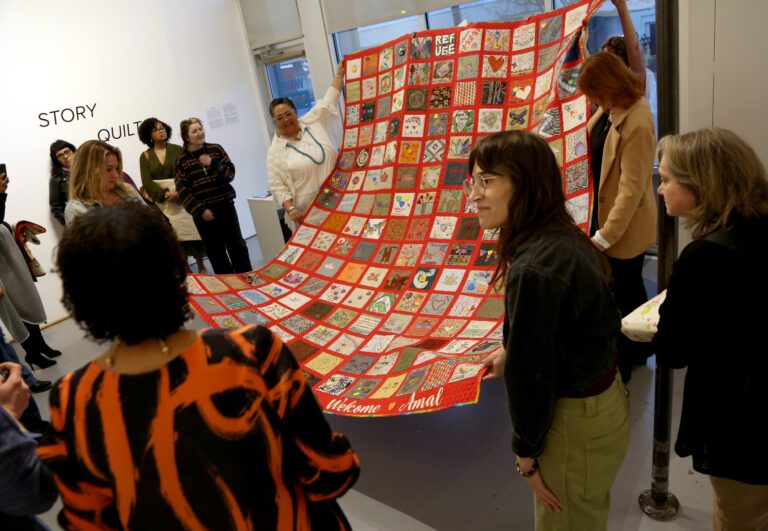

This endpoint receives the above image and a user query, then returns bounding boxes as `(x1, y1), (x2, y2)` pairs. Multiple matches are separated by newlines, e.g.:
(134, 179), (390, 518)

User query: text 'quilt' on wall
(189, 0), (601, 417)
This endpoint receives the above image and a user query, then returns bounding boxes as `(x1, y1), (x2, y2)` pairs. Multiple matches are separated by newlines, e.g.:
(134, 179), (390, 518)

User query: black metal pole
(639, 0), (680, 520)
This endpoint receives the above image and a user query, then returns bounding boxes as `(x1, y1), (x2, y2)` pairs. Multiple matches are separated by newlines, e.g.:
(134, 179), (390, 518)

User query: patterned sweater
(175, 143), (236, 218)
(38, 325), (360, 530)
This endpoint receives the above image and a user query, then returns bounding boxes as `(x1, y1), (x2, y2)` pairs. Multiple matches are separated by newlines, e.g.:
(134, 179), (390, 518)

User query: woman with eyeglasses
(470, 131), (628, 531)
(138, 117), (207, 273)
(267, 62), (345, 233)
(174, 118), (251, 274)
(48, 139), (76, 226)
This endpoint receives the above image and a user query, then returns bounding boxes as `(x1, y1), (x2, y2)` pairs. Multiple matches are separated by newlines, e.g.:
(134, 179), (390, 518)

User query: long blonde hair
(69, 140), (130, 205)
(657, 128), (768, 238)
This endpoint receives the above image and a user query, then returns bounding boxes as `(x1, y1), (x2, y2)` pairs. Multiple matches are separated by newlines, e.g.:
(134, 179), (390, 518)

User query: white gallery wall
(680, 0), (767, 164)
(677, 0), (767, 250)
(0, 0), (272, 323)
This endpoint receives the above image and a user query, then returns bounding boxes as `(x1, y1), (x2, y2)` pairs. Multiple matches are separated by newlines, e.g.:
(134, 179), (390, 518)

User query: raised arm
(612, 0), (646, 89)
(301, 62), (344, 146)
(330, 61), (344, 92)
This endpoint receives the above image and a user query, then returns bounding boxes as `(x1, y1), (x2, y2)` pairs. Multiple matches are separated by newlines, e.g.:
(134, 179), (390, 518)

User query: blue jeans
(0, 329), (37, 386)
(0, 329), (46, 433)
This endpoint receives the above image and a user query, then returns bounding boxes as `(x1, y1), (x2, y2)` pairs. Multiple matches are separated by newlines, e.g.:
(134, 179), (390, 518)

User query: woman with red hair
(577, 51), (657, 382)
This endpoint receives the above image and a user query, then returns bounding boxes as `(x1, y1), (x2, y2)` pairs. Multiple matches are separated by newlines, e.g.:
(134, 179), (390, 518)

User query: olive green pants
(534, 374), (630, 531)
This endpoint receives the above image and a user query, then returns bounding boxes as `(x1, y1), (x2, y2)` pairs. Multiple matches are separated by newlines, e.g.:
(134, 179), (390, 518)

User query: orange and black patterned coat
(38, 325), (360, 530)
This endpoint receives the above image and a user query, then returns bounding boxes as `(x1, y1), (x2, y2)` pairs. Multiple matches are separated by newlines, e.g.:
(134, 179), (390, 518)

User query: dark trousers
(607, 253), (651, 381)
(194, 202), (252, 274)
(0, 332), (46, 433)
(0, 330), (36, 387)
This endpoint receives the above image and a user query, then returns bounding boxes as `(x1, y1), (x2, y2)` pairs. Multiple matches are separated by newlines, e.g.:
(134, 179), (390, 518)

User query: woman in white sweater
(266, 62), (344, 232)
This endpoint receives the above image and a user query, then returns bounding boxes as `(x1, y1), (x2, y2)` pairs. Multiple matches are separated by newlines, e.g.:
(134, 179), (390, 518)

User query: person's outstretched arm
(613, 0), (646, 89)
(301, 61), (344, 141)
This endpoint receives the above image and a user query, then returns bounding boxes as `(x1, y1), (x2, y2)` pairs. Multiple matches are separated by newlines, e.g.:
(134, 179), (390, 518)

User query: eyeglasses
(463, 173), (497, 197)
(56, 148), (73, 161)
(273, 110), (296, 123)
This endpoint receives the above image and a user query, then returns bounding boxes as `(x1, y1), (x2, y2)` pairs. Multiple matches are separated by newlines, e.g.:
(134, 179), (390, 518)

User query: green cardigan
(139, 143), (185, 202)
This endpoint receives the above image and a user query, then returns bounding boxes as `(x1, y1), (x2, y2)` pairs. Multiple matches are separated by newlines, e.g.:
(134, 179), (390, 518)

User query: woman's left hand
(199, 154), (212, 167)
(519, 457), (562, 513)
(331, 60), (345, 91)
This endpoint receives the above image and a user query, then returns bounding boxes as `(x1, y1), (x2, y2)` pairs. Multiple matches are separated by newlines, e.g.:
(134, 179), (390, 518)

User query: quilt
(189, 0), (602, 416)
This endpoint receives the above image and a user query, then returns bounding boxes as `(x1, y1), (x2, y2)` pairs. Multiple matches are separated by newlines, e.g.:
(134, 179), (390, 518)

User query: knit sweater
(174, 143), (236, 218)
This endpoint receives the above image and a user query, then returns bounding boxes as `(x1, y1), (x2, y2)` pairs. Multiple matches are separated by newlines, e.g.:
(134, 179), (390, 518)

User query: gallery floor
(27, 241), (714, 530)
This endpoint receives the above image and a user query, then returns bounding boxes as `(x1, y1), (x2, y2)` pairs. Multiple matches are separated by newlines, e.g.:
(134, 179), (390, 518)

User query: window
(333, 0), (544, 59)
(265, 56), (316, 117)
(427, 0), (544, 29)
(334, 16), (425, 60)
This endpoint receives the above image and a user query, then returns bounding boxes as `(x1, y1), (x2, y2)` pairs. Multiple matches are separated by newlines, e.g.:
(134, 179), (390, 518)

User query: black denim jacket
(502, 226), (620, 457)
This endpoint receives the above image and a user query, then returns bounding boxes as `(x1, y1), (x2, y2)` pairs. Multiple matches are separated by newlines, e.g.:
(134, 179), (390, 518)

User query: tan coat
(590, 98), (657, 259)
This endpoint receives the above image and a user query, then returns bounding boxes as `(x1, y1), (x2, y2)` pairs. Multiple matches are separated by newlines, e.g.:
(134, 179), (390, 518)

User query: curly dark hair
(138, 118), (173, 148)
(56, 202), (191, 345)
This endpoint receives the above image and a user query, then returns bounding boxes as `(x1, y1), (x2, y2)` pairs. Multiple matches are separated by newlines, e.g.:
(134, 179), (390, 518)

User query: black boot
(21, 338), (57, 370)
(29, 380), (53, 393)
(23, 322), (62, 358)
(19, 398), (49, 434)
(23, 352), (56, 370)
